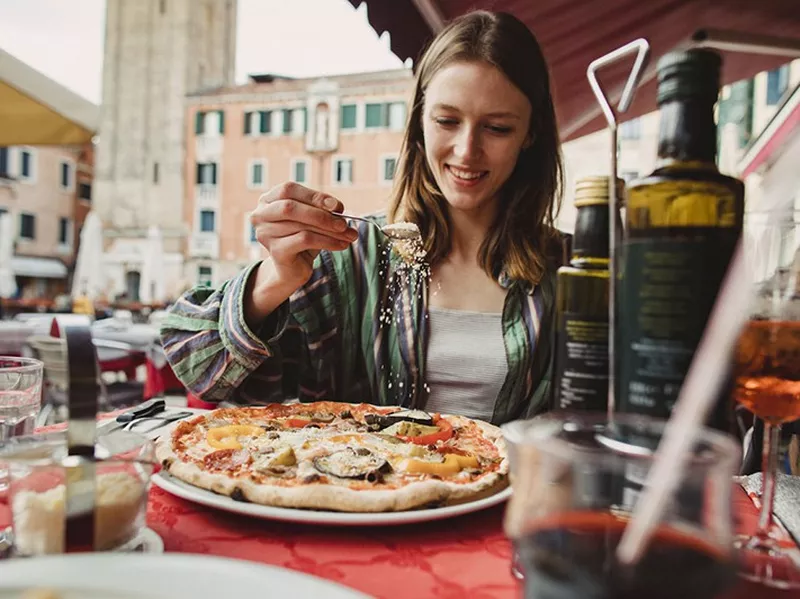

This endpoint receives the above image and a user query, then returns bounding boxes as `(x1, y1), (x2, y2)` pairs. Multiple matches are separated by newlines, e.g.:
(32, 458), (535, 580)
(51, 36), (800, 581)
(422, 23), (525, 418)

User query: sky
(0, 0), (404, 104)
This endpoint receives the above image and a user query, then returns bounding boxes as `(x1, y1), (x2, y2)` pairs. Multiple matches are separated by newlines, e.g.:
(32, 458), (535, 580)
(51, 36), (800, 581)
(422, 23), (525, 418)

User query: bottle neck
(571, 203), (611, 267)
(655, 97), (718, 169)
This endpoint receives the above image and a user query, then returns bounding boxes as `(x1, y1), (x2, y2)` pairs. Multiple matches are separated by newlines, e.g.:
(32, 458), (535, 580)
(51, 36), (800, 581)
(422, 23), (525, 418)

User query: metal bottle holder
(586, 31), (800, 418)
(586, 38), (650, 418)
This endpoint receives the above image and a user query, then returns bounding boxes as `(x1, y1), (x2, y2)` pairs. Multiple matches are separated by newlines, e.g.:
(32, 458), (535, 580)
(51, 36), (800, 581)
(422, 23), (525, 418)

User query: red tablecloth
(1, 448), (797, 597)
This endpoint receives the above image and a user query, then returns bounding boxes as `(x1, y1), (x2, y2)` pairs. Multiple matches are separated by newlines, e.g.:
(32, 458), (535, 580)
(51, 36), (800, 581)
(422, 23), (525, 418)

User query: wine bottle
(552, 176), (623, 412)
(617, 49), (744, 430)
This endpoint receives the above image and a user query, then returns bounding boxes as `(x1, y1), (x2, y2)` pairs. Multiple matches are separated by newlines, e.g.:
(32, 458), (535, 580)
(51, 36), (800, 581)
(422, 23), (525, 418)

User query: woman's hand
(244, 182), (358, 326)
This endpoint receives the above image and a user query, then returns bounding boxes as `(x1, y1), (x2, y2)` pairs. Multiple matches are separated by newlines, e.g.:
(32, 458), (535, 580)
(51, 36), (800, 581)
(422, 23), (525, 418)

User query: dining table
(1, 413), (799, 598)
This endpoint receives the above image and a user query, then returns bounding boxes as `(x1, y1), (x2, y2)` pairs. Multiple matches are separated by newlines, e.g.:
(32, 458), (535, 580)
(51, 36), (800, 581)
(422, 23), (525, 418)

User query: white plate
(0, 553), (370, 599)
(152, 469), (511, 526)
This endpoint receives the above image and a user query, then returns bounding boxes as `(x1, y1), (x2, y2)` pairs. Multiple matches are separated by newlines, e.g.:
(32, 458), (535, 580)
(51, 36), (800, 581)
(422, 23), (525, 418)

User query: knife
(99, 398), (167, 433)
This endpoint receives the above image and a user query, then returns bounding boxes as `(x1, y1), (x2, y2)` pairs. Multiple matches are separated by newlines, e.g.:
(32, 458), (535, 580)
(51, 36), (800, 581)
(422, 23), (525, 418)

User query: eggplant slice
(313, 448), (391, 482)
(364, 409), (434, 430)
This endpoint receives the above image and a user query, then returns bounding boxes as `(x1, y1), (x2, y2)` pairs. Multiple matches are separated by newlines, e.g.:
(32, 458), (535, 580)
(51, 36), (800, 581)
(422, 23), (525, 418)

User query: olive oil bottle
(552, 176), (623, 412)
(617, 49), (744, 429)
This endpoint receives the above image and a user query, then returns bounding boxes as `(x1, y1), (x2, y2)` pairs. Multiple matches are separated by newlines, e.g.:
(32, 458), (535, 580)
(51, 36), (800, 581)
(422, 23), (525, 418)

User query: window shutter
(195, 112), (205, 135)
(218, 110), (225, 134)
(244, 112), (252, 135)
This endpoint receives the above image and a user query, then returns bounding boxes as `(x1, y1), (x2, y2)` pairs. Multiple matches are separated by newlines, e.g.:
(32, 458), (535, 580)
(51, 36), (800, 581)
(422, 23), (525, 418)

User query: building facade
(183, 69), (412, 286)
(0, 143), (94, 303)
(94, 0), (237, 302)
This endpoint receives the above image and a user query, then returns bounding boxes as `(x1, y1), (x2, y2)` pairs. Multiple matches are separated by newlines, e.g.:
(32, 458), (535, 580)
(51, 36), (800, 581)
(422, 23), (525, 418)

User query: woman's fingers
(255, 220), (357, 245)
(269, 230), (353, 262)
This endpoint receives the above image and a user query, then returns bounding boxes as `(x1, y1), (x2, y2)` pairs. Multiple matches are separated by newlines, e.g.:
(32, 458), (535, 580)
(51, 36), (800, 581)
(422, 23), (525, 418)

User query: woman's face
(422, 60), (532, 218)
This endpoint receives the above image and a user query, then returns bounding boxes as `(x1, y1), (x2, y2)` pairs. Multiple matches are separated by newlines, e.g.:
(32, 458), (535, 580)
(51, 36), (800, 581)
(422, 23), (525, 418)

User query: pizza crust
(155, 404), (509, 513)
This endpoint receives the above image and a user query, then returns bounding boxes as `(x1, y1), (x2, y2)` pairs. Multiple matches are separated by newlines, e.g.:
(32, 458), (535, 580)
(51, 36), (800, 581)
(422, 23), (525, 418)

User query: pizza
(155, 401), (509, 512)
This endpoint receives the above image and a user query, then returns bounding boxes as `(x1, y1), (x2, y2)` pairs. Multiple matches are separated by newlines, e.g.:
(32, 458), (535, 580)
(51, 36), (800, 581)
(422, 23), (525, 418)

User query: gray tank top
(423, 307), (507, 422)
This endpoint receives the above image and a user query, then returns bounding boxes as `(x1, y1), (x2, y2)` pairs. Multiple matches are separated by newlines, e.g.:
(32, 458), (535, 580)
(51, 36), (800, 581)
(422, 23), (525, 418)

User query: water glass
(0, 357), (43, 441)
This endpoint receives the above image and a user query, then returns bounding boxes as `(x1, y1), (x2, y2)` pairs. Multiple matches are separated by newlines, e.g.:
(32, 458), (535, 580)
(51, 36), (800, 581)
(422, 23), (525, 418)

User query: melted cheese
(399, 454), (479, 476)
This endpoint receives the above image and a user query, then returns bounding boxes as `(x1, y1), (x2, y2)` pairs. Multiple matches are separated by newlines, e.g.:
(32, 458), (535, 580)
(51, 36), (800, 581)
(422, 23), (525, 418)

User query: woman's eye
(434, 117), (458, 127)
(487, 125), (513, 135)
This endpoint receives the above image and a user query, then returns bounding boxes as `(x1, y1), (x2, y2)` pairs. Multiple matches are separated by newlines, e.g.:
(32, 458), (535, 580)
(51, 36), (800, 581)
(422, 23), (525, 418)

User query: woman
(161, 10), (564, 425)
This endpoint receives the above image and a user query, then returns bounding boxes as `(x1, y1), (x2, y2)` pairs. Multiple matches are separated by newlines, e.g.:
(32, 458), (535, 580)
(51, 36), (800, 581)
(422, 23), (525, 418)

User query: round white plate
(152, 470), (511, 526)
(0, 553), (370, 599)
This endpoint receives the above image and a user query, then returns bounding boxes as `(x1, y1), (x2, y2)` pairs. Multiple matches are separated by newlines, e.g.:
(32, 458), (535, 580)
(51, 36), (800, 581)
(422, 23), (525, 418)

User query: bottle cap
(574, 176), (625, 207)
(657, 49), (721, 105)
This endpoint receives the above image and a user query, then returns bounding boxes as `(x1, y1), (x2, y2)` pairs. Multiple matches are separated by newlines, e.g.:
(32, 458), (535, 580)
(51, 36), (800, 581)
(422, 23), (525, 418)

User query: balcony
(194, 184), (219, 208)
(195, 135), (223, 162)
(189, 234), (219, 259)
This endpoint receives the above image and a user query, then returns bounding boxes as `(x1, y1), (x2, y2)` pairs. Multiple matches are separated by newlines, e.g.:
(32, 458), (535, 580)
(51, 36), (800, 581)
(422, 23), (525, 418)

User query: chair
(26, 332), (145, 427)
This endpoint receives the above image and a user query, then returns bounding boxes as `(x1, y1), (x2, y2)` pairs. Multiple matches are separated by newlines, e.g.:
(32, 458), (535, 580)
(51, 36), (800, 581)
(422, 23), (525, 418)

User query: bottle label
(553, 312), (609, 412)
(618, 228), (738, 418)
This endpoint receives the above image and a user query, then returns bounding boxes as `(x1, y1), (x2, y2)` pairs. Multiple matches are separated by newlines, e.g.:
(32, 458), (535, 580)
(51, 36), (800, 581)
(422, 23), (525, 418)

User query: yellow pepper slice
(206, 425), (264, 450)
(400, 454), (479, 476)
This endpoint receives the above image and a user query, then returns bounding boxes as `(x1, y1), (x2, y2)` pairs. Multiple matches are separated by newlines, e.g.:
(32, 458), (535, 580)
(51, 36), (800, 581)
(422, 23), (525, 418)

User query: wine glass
(502, 412), (740, 599)
(733, 210), (800, 588)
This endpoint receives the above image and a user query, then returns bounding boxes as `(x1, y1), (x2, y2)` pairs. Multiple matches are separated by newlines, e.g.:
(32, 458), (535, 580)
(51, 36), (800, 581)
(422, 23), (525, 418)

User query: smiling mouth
(446, 165), (488, 182)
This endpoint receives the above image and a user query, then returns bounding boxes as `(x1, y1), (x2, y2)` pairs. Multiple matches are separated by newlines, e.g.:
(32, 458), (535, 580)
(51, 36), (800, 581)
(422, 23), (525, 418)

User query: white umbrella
(0, 212), (17, 298)
(71, 211), (105, 300)
(140, 225), (165, 304)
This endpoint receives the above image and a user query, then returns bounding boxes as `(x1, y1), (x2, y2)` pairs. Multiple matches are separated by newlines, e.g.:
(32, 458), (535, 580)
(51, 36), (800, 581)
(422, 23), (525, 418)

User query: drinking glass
(502, 412), (741, 599)
(0, 357), (43, 441)
(733, 210), (800, 588)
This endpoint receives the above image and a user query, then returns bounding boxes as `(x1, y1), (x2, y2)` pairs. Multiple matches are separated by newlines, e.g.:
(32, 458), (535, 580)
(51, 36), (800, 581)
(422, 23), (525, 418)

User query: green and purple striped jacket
(160, 218), (557, 425)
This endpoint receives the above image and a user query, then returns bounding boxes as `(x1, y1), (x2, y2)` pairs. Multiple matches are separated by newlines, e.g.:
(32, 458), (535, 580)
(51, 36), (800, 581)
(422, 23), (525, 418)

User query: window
(79, 182), (92, 201)
(340, 104), (357, 130)
(282, 109), (292, 134)
(381, 156), (397, 183)
(619, 118), (641, 140)
(291, 159), (309, 184)
(244, 110), (272, 135)
(388, 102), (407, 130)
(365, 103), (387, 128)
(766, 65), (790, 106)
(58, 217), (70, 245)
(19, 149), (34, 181)
(19, 213), (35, 240)
(199, 210), (216, 232)
(59, 161), (73, 190)
(248, 160), (266, 189)
(195, 110), (224, 135)
(292, 108), (307, 134)
(195, 162), (217, 185)
(0, 147), (8, 177)
(334, 158), (353, 185)
(197, 266), (213, 287)
(153, 162), (159, 184)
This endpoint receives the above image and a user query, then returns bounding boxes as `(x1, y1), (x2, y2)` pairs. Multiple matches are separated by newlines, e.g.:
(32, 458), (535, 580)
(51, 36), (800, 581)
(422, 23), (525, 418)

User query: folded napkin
(738, 473), (800, 545)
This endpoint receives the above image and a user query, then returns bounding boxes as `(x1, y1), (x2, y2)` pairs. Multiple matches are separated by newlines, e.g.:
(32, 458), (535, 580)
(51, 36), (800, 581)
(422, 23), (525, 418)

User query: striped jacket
(160, 218), (557, 425)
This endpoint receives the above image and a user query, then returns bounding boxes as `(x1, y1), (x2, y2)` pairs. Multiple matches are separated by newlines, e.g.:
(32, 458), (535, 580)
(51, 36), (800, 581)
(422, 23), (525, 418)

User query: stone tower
(94, 0), (237, 301)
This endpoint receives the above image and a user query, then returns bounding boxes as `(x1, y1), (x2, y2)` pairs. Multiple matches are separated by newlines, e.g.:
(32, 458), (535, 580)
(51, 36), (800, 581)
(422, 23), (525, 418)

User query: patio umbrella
(0, 212), (17, 299)
(140, 225), (165, 304)
(0, 48), (99, 146)
(71, 211), (106, 301)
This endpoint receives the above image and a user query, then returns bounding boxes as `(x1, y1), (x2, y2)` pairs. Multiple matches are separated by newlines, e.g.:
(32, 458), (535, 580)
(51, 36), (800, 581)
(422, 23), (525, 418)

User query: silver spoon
(333, 212), (421, 241)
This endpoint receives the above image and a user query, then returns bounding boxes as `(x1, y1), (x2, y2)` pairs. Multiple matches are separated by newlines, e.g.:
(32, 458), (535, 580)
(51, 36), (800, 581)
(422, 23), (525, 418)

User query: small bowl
(0, 429), (155, 556)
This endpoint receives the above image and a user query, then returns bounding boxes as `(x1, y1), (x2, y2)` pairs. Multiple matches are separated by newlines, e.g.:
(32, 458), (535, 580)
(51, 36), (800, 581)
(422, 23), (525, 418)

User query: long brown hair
(388, 10), (563, 286)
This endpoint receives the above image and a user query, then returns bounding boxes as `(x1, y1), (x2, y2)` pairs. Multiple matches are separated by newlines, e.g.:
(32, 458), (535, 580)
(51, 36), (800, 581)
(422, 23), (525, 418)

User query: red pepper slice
(283, 418), (312, 428)
(398, 416), (454, 445)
